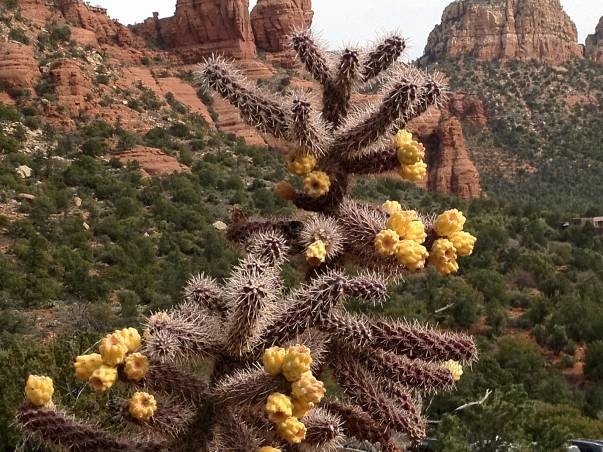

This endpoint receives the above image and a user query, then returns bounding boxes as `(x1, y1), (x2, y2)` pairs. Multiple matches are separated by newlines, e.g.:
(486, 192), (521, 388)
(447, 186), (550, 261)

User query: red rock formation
(251, 0), (313, 66)
(448, 92), (488, 127)
(133, 0), (257, 63)
(423, 0), (583, 64)
(586, 17), (603, 64)
(117, 146), (190, 177)
(17, 0), (55, 26)
(0, 42), (40, 91)
(49, 59), (93, 117)
(69, 27), (99, 47)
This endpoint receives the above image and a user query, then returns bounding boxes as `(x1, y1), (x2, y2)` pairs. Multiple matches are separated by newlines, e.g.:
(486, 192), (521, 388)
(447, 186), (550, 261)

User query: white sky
(95, 0), (602, 60)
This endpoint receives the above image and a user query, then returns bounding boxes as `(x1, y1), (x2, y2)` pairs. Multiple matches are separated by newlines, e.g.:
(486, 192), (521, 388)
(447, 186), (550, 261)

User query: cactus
(16, 29), (479, 451)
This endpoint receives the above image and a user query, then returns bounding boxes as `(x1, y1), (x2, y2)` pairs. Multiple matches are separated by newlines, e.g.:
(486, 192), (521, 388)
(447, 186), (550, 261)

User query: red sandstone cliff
(423, 0), (583, 64)
(0, 42), (40, 92)
(586, 17), (603, 64)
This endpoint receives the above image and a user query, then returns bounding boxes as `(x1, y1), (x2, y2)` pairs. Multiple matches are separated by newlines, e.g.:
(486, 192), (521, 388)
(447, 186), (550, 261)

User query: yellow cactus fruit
(265, 393), (293, 423)
(434, 209), (466, 237)
(381, 200), (402, 215)
(291, 372), (326, 404)
(374, 229), (400, 257)
(259, 447), (281, 452)
(429, 238), (459, 275)
(288, 153), (317, 176)
(88, 365), (118, 392)
(449, 231), (477, 257)
(277, 417), (306, 445)
(99, 333), (128, 366)
(25, 375), (54, 407)
(395, 240), (429, 271)
(128, 391), (157, 421)
(387, 210), (418, 237)
(291, 397), (314, 419)
(405, 220), (427, 244)
(397, 140), (426, 165)
(263, 346), (287, 376)
(275, 180), (296, 201)
(441, 360), (463, 382)
(303, 171), (330, 198)
(114, 327), (141, 352)
(306, 240), (327, 266)
(282, 345), (312, 382)
(73, 353), (103, 381)
(398, 161), (427, 182)
(393, 129), (413, 148)
(124, 353), (149, 382)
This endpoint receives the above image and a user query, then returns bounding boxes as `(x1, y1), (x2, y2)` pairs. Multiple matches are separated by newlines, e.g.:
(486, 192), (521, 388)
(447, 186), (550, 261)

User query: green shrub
(9, 28), (29, 44)
(585, 341), (603, 380)
(0, 104), (20, 122)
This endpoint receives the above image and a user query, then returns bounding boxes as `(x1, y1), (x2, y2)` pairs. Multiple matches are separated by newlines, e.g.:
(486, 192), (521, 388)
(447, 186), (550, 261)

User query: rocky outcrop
(585, 17), (603, 64)
(117, 146), (190, 177)
(423, 0), (583, 64)
(49, 59), (93, 117)
(0, 42), (40, 91)
(448, 92), (488, 127)
(132, 0), (256, 63)
(251, 0), (313, 66)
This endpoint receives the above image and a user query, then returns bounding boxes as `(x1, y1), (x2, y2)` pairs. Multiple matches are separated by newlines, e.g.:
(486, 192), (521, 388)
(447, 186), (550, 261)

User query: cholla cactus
(16, 29), (479, 451)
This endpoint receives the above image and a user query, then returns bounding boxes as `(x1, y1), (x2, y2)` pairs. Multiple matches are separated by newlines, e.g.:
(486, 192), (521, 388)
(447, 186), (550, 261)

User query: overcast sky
(95, 0), (602, 60)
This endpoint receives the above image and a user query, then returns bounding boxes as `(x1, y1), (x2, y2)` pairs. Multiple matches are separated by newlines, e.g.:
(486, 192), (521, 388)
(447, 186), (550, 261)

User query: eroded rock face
(585, 17), (603, 64)
(117, 146), (190, 177)
(423, 0), (583, 64)
(0, 42), (40, 90)
(49, 59), (93, 117)
(251, 0), (313, 52)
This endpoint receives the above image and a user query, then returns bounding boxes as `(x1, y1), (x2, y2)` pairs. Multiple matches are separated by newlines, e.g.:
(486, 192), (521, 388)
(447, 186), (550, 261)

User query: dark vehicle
(570, 440), (603, 452)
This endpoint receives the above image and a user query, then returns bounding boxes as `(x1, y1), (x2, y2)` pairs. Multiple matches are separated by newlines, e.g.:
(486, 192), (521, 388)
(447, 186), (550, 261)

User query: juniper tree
(17, 30), (479, 451)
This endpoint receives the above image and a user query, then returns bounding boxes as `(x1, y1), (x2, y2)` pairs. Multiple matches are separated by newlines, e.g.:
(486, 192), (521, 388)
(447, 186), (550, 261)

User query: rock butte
(585, 17), (603, 65)
(423, 0), (584, 64)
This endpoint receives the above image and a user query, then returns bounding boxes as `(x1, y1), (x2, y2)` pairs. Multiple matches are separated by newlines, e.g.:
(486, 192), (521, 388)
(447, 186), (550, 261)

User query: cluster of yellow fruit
(375, 202), (476, 275)
(287, 153), (331, 198)
(305, 239), (327, 266)
(262, 345), (326, 447)
(24, 375), (54, 407)
(441, 360), (464, 382)
(73, 327), (156, 421)
(394, 130), (427, 182)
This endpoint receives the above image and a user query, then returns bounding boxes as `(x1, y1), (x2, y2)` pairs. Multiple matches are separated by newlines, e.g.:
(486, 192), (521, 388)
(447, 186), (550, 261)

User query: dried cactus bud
(397, 139), (425, 165)
(387, 210), (418, 237)
(99, 333), (128, 366)
(89, 365), (118, 392)
(396, 240), (429, 271)
(291, 372), (325, 404)
(282, 345), (313, 382)
(449, 231), (477, 257)
(114, 327), (141, 352)
(263, 346), (287, 376)
(265, 393), (293, 423)
(398, 161), (427, 182)
(405, 220), (427, 244)
(434, 209), (467, 237)
(291, 397), (314, 418)
(429, 239), (459, 275)
(441, 360), (463, 382)
(25, 375), (53, 407)
(124, 353), (149, 382)
(129, 391), (157, 421)
(303, 171), (331, 198)
(277, 417), (306, 444)
(306, 240), (327, 266)
(74, 354), (103, 381)
(288, 153), (317, 176)
(275, 180), (296, 201)
(374, 229), (400, 257)
(381, 200), (402, 215)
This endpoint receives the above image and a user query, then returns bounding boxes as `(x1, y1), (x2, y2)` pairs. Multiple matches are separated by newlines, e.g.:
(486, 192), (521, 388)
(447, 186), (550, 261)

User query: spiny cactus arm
(289, 96), (331, 157)
(331, 359), (426, 443)
(323, 49), (361, 128)
(208, 409), (262, 452)
(290, 29), (332, 86)
(322, 401), (402, 452)
(16, 404), (165, 452)
(227, 210), (303, 245)
(336, 199), (388, 257)
(341, 145), (399, 174)
(246, 228), (290, 268)
(223, 256), (281, 356)
(299, 214), (346, 261)
(119, 396), (194, 438)
(182, 273), (228, 315)
(362, 35), (406, 82)
(291, 172), (349, 214)
(198, 57), (289, 139)
(211, 364), (289, 407)
(317, 312), (374, 348)
(300, 407), (345, 451)
(369, 319), (479, 364)
(356, 346), (456, 392)
(144, 362), (209, 404)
